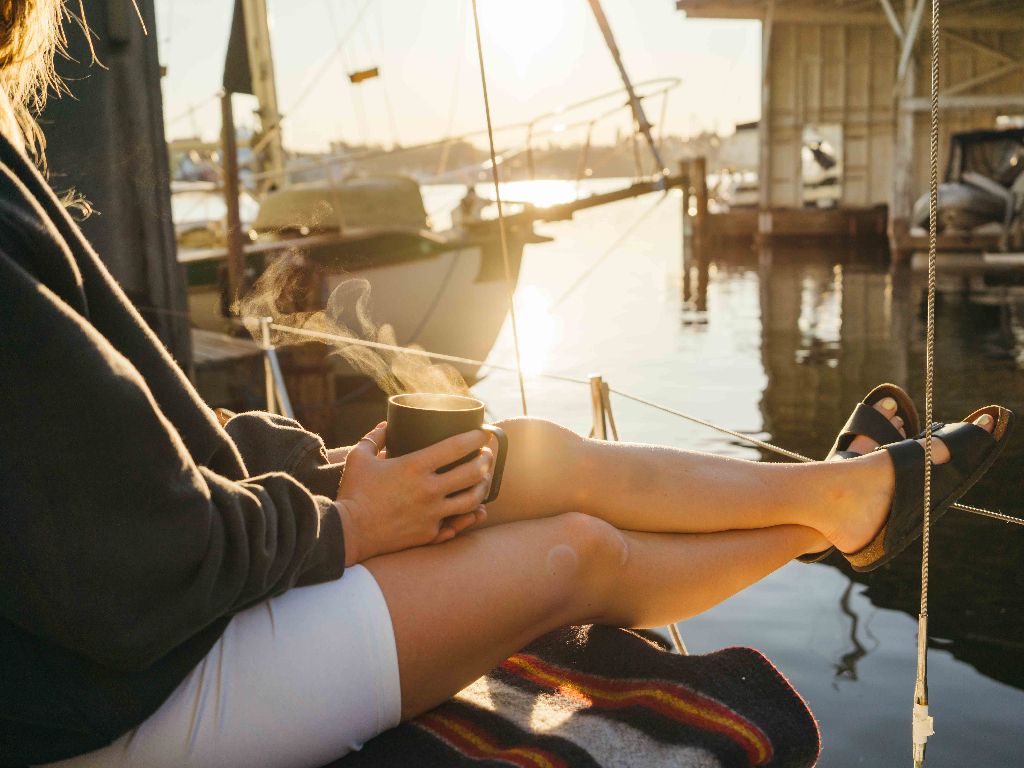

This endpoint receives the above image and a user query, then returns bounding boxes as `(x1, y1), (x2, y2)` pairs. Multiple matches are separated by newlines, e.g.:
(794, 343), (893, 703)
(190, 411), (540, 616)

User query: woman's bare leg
(481, 405), (993, 556)
(363, 512), (823, 720)
(479, 417), (879, 544)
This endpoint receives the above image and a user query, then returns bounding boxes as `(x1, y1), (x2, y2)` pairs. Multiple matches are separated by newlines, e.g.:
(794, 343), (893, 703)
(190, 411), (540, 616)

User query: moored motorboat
(913, 128), (1024, 235)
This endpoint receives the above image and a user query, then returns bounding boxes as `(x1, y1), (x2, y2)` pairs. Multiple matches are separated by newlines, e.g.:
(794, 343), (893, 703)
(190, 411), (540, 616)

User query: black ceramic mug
(386, 393), (508, 503)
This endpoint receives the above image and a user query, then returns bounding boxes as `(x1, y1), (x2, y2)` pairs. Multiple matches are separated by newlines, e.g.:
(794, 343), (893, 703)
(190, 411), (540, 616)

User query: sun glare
(500, 179), (579, 208)
(514, 285), (557, 376)
(477, 0), (568, 80)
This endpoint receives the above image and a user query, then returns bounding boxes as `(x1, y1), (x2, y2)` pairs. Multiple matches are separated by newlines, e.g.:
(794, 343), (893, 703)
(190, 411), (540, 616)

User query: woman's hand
(335, 422), (493, 566)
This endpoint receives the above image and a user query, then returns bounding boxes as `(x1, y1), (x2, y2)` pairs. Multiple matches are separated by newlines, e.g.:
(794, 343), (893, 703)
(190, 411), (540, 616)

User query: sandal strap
(931, 421), (997, 478)
(882, 424), (997, 551)
(883, 439), (926, 546)
(833, 403), (906, 455)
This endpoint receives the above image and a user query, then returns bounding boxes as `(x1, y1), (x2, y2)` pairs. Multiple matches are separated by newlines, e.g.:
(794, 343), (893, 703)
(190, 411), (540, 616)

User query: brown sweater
(0, 135), (348, 765)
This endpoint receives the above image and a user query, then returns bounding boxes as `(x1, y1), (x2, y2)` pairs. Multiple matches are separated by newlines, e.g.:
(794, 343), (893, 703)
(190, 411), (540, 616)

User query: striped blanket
(331, 626), (820, 768)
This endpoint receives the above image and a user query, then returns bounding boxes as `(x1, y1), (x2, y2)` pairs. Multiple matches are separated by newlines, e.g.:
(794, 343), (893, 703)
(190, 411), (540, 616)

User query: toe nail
(975, 414), (993, 427)
(880, 397), (897, 412)
(893, 416), (904, 426)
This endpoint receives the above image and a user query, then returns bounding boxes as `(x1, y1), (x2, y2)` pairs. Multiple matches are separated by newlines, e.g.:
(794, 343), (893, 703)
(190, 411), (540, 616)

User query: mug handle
(480, 425), (508, 504)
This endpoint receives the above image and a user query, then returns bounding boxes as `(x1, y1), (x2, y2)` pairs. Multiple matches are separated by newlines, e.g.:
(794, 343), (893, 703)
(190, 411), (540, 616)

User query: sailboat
(179, 0), (560, 383)
(179, 0), (679, 438)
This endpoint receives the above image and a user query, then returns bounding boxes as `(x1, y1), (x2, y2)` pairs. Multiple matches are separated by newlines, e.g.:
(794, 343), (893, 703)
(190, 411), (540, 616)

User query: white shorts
(45, 565), (402, 768)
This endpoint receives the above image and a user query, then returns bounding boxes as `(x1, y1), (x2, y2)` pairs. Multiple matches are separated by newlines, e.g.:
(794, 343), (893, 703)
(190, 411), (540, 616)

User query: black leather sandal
(844, 405), (1015, 573)
(797, 383), (920, 564)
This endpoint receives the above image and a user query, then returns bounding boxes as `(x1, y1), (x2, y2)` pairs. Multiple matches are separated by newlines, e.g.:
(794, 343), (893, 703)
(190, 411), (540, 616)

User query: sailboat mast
(586, 0), (666, 176)
(240, 0), (286, 188)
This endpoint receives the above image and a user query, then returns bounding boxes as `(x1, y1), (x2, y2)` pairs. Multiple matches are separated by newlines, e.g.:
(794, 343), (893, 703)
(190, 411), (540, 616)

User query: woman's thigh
(363, 511), (625, 720)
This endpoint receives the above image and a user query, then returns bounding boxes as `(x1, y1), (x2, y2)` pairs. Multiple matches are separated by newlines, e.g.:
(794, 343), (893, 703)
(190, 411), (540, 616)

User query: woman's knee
(545, 512), (629, 613)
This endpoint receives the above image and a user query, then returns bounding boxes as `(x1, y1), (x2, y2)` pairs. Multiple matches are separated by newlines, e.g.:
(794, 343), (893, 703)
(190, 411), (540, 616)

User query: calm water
(421, 180), (1024, 767)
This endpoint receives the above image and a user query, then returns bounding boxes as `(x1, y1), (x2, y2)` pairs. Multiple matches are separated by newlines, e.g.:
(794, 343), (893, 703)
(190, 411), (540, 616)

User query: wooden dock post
(692, 157), (709, 311)
(680, 162), (692, 302)
(585, 374), (685, 653)
(589, 375), (608, 440)
(221, 92), (248, 305)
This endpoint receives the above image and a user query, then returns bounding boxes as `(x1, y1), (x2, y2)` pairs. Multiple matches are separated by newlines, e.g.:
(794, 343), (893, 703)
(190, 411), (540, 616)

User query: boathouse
(676, 0), (1024, 254)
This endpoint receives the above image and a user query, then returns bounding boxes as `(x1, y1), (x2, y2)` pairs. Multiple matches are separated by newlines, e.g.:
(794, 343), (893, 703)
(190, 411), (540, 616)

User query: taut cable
(914, 1), (941, 764)
(470, 0), (529, 416)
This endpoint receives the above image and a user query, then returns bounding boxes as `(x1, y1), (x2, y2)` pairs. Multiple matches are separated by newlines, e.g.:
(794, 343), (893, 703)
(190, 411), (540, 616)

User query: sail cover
(223, 0), (254, 95)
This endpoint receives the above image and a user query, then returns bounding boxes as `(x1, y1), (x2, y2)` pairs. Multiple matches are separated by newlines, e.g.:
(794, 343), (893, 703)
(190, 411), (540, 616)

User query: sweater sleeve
(223, 411), (346, 501)
(0, 251), (346, 671)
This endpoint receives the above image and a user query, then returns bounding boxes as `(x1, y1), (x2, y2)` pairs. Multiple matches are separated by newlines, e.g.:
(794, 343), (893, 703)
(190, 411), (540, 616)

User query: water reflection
(468, 187), (1024, 763)
(512, 284), (557, 375)
(832, 582), (879, 687)
(752, 246), (1024, 693)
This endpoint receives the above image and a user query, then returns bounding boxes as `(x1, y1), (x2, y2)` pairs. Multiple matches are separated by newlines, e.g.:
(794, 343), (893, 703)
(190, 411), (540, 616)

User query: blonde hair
(0, 0), (63, 158)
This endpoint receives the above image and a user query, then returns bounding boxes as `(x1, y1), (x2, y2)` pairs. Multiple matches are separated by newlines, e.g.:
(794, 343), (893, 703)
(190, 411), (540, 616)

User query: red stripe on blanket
(500, 654), (773, 766)
(417, 711), (569, 768)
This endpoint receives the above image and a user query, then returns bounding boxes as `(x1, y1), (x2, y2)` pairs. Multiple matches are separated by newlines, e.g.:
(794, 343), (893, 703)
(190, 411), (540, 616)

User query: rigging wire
(245, 78), (680, 181)
(370, 2), (401, 149)
(167, 91), (223, 128)
(914, 0), (940, 764)
(656, 90), (670, 156)
(551, 192), (668, 310)
(250, 0), (376, 158)
(144, 303), (1021, 528)
(437, 0), (470, 178)
(323, 0), (370, 146)
(469, 0), (528, 416)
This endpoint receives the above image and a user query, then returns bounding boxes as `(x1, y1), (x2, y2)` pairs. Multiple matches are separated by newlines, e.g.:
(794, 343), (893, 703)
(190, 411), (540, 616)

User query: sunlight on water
(485, 179), (580, 210)
(512, 284), (557, 376)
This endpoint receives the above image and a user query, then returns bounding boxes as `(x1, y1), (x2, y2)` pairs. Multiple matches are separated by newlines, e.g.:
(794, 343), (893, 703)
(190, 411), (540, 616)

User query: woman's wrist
(335, 500), (363, 567)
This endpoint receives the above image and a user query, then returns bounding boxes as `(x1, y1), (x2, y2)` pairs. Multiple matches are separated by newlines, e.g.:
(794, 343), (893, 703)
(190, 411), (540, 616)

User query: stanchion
(588, 374), (688, 655)
(259, 317), (295, 419)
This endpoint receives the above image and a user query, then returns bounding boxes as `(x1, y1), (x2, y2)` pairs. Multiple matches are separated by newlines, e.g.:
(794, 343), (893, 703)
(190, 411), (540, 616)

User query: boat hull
(184, 231), (526, 383)
(912, 182), (1006, 233)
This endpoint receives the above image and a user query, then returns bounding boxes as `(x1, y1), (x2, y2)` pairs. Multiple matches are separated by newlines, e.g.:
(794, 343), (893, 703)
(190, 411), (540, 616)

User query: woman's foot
(823, 397), (996, 556)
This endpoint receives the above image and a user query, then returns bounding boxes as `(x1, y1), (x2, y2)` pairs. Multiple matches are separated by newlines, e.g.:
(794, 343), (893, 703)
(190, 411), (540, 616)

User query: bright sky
(155, 0), (761, 151)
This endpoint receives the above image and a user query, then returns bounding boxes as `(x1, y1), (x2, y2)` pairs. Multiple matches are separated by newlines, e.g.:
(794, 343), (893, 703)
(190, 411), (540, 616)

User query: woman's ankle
(817, 450), (895, 554)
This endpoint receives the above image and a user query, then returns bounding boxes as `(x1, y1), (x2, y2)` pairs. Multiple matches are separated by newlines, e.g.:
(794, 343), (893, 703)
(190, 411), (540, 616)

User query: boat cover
(254, 177), (429, 234)
(946, 128), (1024, 188)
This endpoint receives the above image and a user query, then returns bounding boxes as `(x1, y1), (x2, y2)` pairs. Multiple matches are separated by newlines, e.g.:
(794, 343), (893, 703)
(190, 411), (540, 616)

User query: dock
(675, 1), (1023, 257)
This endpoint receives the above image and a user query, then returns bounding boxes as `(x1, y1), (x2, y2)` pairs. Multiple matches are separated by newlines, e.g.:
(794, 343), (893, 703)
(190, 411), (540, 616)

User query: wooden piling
(680, 161), (692, 302)
(221, 92), (247, 304)
(692, 157), (709, 311)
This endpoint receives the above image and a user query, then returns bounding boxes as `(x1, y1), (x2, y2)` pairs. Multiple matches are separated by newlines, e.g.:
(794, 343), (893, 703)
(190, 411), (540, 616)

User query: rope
(914, 0), (941, 763)
(470, 0), (529, 416)
(607, 388), (813, 462)
(147, 308), (1024, 527)
(551, 192), (668, 310)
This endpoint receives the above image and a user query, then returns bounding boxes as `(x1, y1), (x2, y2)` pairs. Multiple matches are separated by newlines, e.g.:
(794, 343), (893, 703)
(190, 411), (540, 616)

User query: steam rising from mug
(235, 252), (470, 397)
